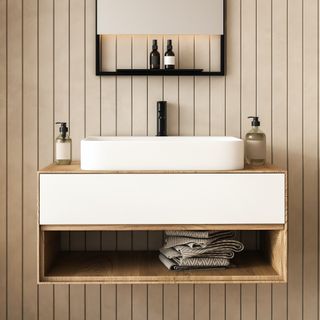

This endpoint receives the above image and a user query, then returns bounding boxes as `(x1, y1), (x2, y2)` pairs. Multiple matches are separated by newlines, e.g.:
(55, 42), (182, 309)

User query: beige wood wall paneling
(7, 0), (23, 319)
(303, 0), (319, 319)
(179, 35), (194, 136)
(1, 0), (319, 319)
(210, 35), (225, 136)
(23, 0), (38, 317)
(288, 0), (304, 320)
(0, 0), (6, 316)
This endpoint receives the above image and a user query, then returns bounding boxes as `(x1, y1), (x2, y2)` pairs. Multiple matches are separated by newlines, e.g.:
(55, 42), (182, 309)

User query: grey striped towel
(160, 247), (234, 260)
(163, 231), (235, 249)
(174, 239), (244, 259)
(159, 254), (230, 270)
(165, 230), (234, 239)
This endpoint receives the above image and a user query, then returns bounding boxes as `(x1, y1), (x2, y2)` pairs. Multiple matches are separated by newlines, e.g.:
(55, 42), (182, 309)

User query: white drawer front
(39, 173), (285, 225)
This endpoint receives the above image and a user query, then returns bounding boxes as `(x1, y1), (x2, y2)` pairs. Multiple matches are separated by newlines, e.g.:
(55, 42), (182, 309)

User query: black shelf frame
(95, 0), (225, 77)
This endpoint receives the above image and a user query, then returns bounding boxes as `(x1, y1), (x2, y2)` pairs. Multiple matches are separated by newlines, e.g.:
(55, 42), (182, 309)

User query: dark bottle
(150, 39), (160, 69)
(164, 40), (175, 70)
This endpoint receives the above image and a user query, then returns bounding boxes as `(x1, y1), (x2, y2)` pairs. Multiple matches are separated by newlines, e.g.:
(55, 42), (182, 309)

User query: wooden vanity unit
(37, 163), (287, 284)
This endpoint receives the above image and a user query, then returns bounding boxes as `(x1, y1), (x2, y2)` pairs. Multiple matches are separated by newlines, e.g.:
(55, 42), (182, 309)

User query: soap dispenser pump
(55, 122), (72, 165)
(245, 116), (266, 166)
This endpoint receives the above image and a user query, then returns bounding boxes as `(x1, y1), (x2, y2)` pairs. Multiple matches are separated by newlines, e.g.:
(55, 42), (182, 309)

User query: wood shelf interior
(39, 229), (287, 284)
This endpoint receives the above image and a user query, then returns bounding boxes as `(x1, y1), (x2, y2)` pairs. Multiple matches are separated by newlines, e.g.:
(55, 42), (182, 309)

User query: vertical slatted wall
(0, 0), (319, 319)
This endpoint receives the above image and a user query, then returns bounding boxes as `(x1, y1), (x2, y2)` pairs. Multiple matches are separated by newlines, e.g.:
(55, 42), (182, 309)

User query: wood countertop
(39, 162), (287, 174)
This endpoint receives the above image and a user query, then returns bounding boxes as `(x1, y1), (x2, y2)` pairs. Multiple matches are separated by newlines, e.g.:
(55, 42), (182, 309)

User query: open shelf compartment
(39, 227), (287, 284)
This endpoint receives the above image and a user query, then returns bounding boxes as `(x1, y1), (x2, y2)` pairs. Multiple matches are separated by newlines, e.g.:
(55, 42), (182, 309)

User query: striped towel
(174, 239), (244, 259)
(159, 230), (245, 271)
(159, 254), (230, 270)
(160, 239), (244, 260)
(165, 230), (234, 239)
(163, 231), (235, 249)
(160, 247), (234, 260)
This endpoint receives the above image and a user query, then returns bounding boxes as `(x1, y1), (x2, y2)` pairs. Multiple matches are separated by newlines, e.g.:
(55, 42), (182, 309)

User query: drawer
(39, 173), (285, 225)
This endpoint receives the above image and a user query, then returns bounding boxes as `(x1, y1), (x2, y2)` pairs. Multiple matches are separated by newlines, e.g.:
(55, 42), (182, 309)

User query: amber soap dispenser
(245, 116), (266, 166)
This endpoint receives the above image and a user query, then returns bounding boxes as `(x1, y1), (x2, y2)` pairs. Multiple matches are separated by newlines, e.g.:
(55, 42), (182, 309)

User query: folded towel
(160, 246), (235, 260)
(159, 254), (230, 270)
(174, 239), (244, 259)
(165, 230), (234, 239)
(163, 231), (235, 249)
(159, 247), (181, 259)
(172, 256), (231, 267)
(159, 230), (245, 271)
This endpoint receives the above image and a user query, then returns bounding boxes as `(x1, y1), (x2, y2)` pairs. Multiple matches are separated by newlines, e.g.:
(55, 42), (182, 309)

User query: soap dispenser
(55, 122), (72, 165)
(245, 116), (266, 166)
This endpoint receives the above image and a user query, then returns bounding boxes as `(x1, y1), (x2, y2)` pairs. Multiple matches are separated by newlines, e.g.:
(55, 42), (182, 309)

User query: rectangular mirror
(97, 0), (224, 35)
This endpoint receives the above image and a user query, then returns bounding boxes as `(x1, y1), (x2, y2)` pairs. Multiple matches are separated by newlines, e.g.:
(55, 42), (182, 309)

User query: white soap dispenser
(55, 122), (72, 165)
(245, 116), (266, 166)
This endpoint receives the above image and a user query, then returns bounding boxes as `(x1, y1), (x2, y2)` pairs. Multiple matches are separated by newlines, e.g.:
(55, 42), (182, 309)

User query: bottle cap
(152, 39), (158, 50)
(167, 39), (172, 50)
(248, 116), (260, 126)
(56, 122), (68, 139)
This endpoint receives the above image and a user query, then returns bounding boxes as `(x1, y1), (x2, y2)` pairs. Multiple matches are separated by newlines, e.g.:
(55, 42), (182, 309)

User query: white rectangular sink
(80, 136), (244, 171)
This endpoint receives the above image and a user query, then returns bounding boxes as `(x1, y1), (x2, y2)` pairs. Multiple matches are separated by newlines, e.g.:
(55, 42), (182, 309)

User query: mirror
(97, 0), (224, 35)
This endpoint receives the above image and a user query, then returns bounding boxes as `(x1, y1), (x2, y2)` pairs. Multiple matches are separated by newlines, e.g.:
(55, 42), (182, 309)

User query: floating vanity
(38, 163), (287, 284)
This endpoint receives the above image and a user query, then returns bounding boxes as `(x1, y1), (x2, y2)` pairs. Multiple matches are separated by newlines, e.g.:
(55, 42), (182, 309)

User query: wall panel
(287, 0), (304, 319)
(0, 0), (6, 317)
(303, 0), (319, 317)
(7, 0), (23, 318)
(22, 0), (38, 315)
(0, 0), (319, 319)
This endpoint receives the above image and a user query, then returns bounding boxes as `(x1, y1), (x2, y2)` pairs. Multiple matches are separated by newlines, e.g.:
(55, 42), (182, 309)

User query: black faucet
(157, 101), (167, 136)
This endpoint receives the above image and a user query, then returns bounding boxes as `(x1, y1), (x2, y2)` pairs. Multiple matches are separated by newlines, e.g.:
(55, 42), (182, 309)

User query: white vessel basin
(80, 136), (244, 170)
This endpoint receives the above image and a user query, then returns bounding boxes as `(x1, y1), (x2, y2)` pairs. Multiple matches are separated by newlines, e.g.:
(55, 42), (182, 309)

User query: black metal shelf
(96, 69), (224, 76)
(95, 0), (226, 76)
